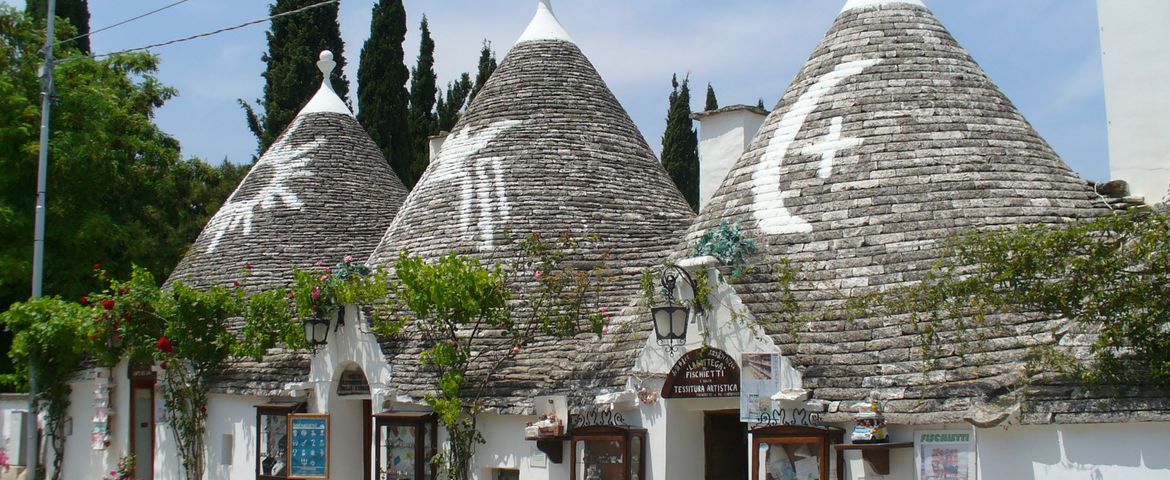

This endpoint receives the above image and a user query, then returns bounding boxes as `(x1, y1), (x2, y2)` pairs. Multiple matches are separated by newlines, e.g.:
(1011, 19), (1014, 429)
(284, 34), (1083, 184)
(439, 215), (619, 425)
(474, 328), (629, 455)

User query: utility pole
(28, 0), (57, 478)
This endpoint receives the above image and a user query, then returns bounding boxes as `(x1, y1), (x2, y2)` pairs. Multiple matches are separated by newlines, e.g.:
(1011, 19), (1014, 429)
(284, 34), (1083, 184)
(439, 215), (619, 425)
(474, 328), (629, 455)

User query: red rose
(233, 281), (241, 288)
(344, 255), (354, 264)
(244, 263), (253, 270)
(93, 262), (102, 270)
(155, 337), (174, 354)
(200, 406), (207, 414)
(160, 361), (167, 370)
(288, 290), (295, 299)
(80, 296), (90, 306)
(310, 286), (322, 301)
(101, 299), (115, 311)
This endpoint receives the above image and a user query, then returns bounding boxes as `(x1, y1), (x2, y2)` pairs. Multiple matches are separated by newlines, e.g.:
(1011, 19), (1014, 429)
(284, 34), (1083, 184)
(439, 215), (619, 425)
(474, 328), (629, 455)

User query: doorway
(129, 380), (155, 480)
(705, 410), (748, 480)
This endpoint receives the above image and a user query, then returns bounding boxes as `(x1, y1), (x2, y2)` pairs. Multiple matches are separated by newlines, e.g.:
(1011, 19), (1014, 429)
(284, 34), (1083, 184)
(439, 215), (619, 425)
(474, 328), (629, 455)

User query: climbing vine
(861, 208), (1170, 387)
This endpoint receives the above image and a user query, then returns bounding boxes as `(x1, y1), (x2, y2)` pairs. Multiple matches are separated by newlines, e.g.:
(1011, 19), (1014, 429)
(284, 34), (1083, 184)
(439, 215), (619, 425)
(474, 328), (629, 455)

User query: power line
(87, 0), (339, 60)
(59, 0), (193, 47)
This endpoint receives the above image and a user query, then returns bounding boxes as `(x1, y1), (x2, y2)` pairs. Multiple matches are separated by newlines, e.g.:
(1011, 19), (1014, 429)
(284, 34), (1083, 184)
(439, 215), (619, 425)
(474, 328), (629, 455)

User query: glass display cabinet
(570, 426), (646, 480)
(255, 402), (306, 480)
(374, 412), (438, 480)
(751, 426), (843, 480)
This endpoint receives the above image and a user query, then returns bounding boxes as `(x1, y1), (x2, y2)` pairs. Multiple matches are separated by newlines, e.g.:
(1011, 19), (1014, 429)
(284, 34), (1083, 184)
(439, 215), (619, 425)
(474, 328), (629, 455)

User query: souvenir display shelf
(374, 412), (438, 480)
(570, 426), (646, 480)
(834, 441), (913, 475)
(750, 425), (844, 480)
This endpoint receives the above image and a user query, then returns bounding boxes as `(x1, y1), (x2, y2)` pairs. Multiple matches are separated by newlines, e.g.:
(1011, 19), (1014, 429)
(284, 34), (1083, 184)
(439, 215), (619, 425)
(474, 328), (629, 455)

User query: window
(255, 402), (306, 480)
(492, 468), (520, 480)
(570, 426), (646, 480)
(750, 426), (842, 480)
(374, 412), (439, 480)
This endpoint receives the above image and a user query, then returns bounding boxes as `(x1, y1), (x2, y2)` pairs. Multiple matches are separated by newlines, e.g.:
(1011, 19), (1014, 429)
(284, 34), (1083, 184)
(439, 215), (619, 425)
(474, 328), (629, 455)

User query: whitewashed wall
(0, 393), (28, 472)
(204, 393), (270, 480)
(696, 108), (768, 210)
(473, 413), (569, 480)
(1099, 0), (1170, 202)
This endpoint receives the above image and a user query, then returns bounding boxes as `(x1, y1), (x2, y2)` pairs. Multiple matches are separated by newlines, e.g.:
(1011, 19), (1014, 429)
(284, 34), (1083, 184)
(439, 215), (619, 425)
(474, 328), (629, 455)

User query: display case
(570, 426), (646, 480)
(254, 402), (306, 480)
(751, 426), (843, 480)
(374, 412), (438, 480)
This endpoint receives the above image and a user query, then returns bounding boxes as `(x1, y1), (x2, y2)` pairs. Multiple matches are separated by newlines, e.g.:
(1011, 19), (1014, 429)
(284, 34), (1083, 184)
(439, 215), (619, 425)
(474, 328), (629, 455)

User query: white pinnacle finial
(841, 0), (927, 13)
(317, 50), (337, 93)
(516, 0), (573, 44)
(298, 49), (352, 116)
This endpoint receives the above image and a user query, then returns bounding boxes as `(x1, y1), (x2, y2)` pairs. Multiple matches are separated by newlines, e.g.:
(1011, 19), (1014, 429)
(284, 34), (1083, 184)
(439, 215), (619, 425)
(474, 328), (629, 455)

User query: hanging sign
(661, 348), (741, 398)
(288, 414), (330, 479)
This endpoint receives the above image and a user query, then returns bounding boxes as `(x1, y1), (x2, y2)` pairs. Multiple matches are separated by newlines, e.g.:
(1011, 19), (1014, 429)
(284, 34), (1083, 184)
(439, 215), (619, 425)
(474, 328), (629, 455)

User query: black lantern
(650, 265), (699, 355)
(303, 310), (331, 347)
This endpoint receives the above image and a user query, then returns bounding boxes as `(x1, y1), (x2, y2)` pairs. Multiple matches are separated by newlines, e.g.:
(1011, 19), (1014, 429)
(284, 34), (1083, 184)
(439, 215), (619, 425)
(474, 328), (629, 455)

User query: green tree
(25, 0), (89, 54)
(356, 0), (412, 181)
(407, 16), (438, 186)
(242, 0), (349, 155)
(0, 7), (246, 379)
(378, 233), (609, 480)
(661, 74), (700, 211)
(757, 98), (766, 110)
(705, 82), (718, 111)
(436, 73), (472, 132)
(468, 40), (497, 106)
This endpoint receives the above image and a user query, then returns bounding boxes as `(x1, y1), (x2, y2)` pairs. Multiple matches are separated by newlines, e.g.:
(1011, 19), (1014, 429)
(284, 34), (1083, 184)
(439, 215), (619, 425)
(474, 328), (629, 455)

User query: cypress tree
(407, 16), (438, 186)
(757, 98), (766, 110)
(469, 40), (498, 106)
(357, 0), (412, 182)
(436, 73), (472, 132)
(661, 74), (700, 212)
(27, 0), (90, 53)
(705, 82), (718, 111)
(241, 0), (349, 155)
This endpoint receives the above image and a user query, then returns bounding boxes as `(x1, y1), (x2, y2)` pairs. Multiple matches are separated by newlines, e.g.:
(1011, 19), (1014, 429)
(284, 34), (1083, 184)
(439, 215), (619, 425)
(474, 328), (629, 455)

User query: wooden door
(705, 410), (748, 480)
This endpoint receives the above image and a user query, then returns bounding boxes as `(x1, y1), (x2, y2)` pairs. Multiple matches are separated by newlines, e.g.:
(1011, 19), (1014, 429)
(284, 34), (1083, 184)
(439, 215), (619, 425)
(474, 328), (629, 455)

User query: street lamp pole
(28, 0), (58, 477)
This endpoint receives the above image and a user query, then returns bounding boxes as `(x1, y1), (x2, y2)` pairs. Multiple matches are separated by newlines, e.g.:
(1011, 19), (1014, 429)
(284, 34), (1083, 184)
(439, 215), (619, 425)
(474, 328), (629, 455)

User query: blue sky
(6, 0), (1110, 181)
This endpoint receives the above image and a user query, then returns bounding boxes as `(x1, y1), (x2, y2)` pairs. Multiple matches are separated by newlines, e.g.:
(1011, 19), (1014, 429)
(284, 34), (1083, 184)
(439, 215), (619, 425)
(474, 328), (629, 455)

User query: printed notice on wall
(289, 414), (330, 479)
(915, 430), (975, 480)
(740, 353), (781, 422)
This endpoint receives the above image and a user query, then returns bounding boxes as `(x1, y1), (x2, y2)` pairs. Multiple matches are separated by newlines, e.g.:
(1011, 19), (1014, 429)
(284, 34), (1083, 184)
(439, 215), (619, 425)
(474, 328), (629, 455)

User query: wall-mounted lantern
(650, 265), (699, 355)
(302, 306), (345, 348)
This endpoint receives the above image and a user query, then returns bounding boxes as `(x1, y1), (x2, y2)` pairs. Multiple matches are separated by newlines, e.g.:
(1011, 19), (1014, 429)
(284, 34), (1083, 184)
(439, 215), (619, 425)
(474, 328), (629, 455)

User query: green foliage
(0, 296), (90, 479)
(242, 0), (350, 154)
(468, 40), (497, 107)
(357, 0), (412, 181)
(661, 74), (700, 212)
(704, 82), (718, 111)
(436, 73), (472, 132)
(407, 16), (439, 187)
(26, 0), (90, 54)
(290, 257), (388, 319)
(870, 209), (1170, 387)
(0, 7), (247, 378)
(381, 233), (609, 479)
(695, 220), (758, 278)
(100, 455), (134, 480)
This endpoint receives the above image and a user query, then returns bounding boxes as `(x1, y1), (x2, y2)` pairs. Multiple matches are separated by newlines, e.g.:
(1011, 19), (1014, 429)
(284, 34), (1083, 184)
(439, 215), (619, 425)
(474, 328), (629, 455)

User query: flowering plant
(291, 256), (388, 319)
(0, 449), (9, 471)
(100, 455), (134, 480)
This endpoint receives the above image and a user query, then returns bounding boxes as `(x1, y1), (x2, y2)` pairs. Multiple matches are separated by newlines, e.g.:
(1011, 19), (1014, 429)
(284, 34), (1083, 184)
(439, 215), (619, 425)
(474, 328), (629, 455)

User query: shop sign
(289, 414), (330, 479)
(661, 348), (741, 398)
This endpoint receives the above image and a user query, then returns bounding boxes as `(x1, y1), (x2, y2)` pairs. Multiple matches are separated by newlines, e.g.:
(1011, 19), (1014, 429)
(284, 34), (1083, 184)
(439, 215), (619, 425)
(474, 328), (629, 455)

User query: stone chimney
(429, 132), (449, 163)
(692, 105), (769, 210)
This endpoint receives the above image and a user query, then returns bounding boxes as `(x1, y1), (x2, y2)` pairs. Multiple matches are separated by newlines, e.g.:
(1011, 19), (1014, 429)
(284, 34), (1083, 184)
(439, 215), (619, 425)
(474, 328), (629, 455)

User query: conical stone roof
(168, 52), (408, 293)
(369, 1), (694, 410)
(607, 1), (1141, 424)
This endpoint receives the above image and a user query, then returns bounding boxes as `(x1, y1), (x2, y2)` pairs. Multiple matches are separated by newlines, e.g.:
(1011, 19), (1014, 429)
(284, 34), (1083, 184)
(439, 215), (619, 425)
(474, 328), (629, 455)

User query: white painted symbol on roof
(752, 58), (881, 235)
(401, 120), (523, 250)
(204, 119), (323, 253)
(802, 117), (863, 179)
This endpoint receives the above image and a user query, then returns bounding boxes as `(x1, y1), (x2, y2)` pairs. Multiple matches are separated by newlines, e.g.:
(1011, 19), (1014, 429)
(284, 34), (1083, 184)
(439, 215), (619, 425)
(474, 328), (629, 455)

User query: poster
(915, 430), (976, 480)
(289, 414), (330, 478)
(741, 353), (780, 422)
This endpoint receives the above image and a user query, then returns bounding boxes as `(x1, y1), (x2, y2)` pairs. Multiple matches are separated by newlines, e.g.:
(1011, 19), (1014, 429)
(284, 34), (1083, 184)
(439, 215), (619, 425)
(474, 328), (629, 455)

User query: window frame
(254, 402), (306, 480)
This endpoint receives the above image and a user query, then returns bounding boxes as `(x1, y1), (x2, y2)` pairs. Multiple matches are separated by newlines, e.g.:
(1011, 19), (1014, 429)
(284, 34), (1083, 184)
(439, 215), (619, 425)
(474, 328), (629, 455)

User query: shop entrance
(705, 410), (748, 480)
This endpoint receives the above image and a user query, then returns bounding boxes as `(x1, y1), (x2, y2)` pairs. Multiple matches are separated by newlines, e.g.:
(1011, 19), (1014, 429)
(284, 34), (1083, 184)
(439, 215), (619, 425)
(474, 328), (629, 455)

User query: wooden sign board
(661, 348), (741, 398)
(288, 414), (330, 479)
